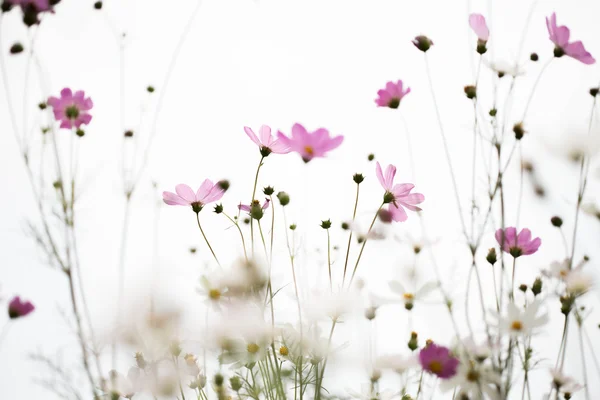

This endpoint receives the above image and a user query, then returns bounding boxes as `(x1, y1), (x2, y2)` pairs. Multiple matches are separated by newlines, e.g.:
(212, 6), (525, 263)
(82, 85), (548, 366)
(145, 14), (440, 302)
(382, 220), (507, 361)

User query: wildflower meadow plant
(2, 3), (600, 400)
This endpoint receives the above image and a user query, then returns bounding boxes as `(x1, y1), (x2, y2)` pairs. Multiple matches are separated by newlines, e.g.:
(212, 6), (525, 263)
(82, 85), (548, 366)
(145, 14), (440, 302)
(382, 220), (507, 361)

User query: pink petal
(176, 184), (196, 203)
(268, 140), (291, 154)
(400, 192), (424, 205)
(238, 204), (250, 212)
(469, 13), (489, 41)
(163, 191), (188, 206)
(276, 131), (292, 147)
(384, 164), (397, 189)
(291, 123), (309, 142)
(203, 186), (225, 204)
(376, 162), (386, 189)
(554, 25), (571, 47)
(195, 179), (214, 201)
(565, 41), (596, 64)
(258, 125), (272, 145)
(389, 204), (408, 222)
(391, 183), (415, 197)
(60, 88), (73, 98)
(244, 126), (261, 147)
(320, 134), (344, 152)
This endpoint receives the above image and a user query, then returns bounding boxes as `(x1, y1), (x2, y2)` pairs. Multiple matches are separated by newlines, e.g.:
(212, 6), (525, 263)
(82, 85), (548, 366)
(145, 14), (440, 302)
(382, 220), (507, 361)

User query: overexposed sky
(1, 0), (600, 398)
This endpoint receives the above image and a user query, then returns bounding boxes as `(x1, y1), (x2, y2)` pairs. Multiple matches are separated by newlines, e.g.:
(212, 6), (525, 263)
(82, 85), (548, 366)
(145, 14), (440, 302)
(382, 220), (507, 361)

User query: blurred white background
(1, 0), (600, 398)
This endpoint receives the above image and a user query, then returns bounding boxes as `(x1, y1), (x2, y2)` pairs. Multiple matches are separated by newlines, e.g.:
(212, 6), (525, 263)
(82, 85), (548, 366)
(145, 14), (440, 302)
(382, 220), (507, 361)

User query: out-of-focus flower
(375, 80), (411, 109)
(197, 273), (228, 308)
(47, 88), (93, 129)
(388, 280), (437, 310)
(374, 353), (418, 375)
(218, 317), (273, 368)
(582, 202), (600, 219)
(304, 289), (361, 322)
(484, 59), (525, 77)
(469, 13), (489, 54)
(3, 0), (58, 26)
(458, 337), (493, 363)
(495, 227), (541, 257)
(162, 181), (225, 212)
(565, 268), (594, 297)
(376, 162), (424, 222)
(277, 323), (330, 365)
(550, 368), (583, 394)
(497, 300), (548, 337)
(244, 125), (290, 156)
(8, 296), (35, 319)
(439, 359), (501, 400)
(277, 123), (343, 163)
(347, 384), (395, 400)
(419, 343), (459, 379)
(546, 13), (595, 64)
(104, 367), (146, 398)
(219, 258), (268, 297)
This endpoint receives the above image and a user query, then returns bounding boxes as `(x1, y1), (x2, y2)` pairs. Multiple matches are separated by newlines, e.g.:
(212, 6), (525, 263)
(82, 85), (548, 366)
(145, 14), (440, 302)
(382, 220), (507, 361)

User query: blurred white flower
(550, 368), (583, 394)
(220, 258), (269, 297)
(484, 59), (525, 77)
(277, 323), (331, 365)
(565, 268), (594, 297)
(388, 280), (438, 310)
(439, 359), (501, 400)
(582, 202), (600, 219)
(374, 353), (418, 374)
(496, 300), (548, 337)
(304, 289), (362, 321)
(347, 383), (395, 400)
(197, 272), (228, 309)
(458, 337), (494, 362)
(105, 368), (140, 398)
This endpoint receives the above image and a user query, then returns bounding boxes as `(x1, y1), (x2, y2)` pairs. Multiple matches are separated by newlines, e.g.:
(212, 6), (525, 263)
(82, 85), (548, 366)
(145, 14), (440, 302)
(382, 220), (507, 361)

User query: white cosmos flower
(388, 280), (438, 310)
(484, 59), (526, 77)
(458, 337), (494, 362)
(347, 383), (395, 400)
(197, 272), (228, 308)
(565, 268), (594, 297)
(550, 368), (583, 394)
(374, 353), (418, 374)
(439, 359), (501, 400)
(304, 289), (362, 321)
(497, 300), (548, 337)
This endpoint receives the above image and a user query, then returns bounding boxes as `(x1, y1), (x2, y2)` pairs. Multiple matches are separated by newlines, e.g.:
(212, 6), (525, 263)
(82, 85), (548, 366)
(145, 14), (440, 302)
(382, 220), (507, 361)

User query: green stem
(223, 212), (248, 261)
(195, 212), (220, 266)
(326, 229), (332, 291)
(348, 204), (384, 287)
(342, 183), (360, 285)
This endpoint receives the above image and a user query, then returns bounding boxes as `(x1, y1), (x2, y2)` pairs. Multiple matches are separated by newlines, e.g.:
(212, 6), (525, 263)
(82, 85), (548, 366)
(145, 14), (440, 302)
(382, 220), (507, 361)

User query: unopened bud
(353, 173), (364, 184)
(147, 85), (155, 93)
(124, 130), (134, 138)
(464, 85), (477, 99)
(412, 35), (433, 52)
(532, 277), (542, 296)
(519, 284), (528, 293)
(590, 88), (599, 97)
(408, 332), (419, 351)
(263, 186), (275, 196)
(513, 123), (525, 140)
(76, 129), (85, 137)
(214, 373), (224, 387)
(213, 204), (223, 214)
(169, 341), (182, 357)
(486, 248), (497, 265)
(217, 180), (230, 191)
(320, 219), (331, 229)
(551, 216), (563, 227)
(277, 191), (290, 206)
(289, 224), (296, 231)
(530, 53), (539, 62)
(38, 102), (47, 110)
(94, 1), (102, 9)
(367, 153), (375, 161)
(10, 42), (23, 54)
(230, 376), (242, 391)
(489, 108), (497, 117)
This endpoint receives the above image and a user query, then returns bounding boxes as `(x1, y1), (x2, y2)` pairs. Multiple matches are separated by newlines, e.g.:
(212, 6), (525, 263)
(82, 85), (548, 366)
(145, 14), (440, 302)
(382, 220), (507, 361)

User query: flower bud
(551, 216), (563, 227)
(353, 173), (364, 184)
(513, 123), (525, 140)
(249, 201), (265, 221)
(147, 86), (155, 93)
(341, 222), (349, 230)
(213, 204), (223, 214)
(277, 191), (290, 206)
(590, 87), (599, 97)
(528, 278), (541, 297)
(365, 306), (376, 320)
(260, 146), (272, 157)
(10, 42), (23, 54)
(124, 130), (134, 138)
(189, 247), (197, 254)
(464, 85), (477, 99)
(94, 1), (102, 9)
(320, 219), (331, 229)
(486, 248), (497, 265)
(217, 180), (230, 191)
(530, 53), (539, 62)
(412, 35), (433, 52)
(214, 373), (224, 387)
(383, 192), (395, 204)
(476, 40), (487, 55)
(367, 153), (375, 161)
(38, 102), (47, 110)
(519, 284), (528, 293)
(554, 46), (565, 58)
(230, 376), (242, 392)
(76, 129), (85, 137)
(489, 108), (497, 117)
(243, 218), (250, 224)
(289, 224), (296, 231)
(263, 186), (275, 196)
(408, 332), (418, 351)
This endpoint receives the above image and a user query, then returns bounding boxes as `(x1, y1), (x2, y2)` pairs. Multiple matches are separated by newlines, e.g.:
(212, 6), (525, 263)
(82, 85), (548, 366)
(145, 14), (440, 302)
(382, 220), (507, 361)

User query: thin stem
(195, 212), (221, 266)
(520, 58), (553, 122)
(341, 183), (360, 285)
(348, 204), (384, 287)
(577, 320), (590, 400)
(326, 229), (332, 291)
(423, 53), (468, 241)
(315, 320), (337, 400)
(250, 156), (265, 256)
(222, 212), (248, 261)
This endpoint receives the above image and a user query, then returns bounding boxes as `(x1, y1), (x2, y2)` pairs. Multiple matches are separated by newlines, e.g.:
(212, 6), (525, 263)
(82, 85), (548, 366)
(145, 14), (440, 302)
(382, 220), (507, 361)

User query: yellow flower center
(559, 270), (568, 277)
(511, 320), (523, 331)
(428, 361), (443, 374)
(279, 346), (289, 356)
(403, 293), (415, 300)
(247, 343), (260, 354)
(304, 146), (314, 155)
(209, 289), (221, 300)
(466, 370), (480, 382)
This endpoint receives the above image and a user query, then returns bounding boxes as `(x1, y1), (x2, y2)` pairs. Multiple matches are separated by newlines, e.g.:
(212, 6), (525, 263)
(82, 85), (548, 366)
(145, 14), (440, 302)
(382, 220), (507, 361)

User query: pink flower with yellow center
(276, 123), (343, 163)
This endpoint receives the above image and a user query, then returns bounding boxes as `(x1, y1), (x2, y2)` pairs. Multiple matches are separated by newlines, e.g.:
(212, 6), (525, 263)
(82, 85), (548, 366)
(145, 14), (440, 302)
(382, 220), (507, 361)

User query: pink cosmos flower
(8, 296), (35, 319)
(375, 80), (411, 109)
(163, 181), (225, 213)
(47, 88), (93, 129)
(495, 227), (541, 258)
(244, 125), (290, 156)
(6, 0), (57, 26)
(546, 13), (595, 65)
(238, 198), (270, 213)
(376, 162), (424, 222)
(277, 123), (344, 163)
(419, 343), (459, 379)
(469, 13), (489, 54)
